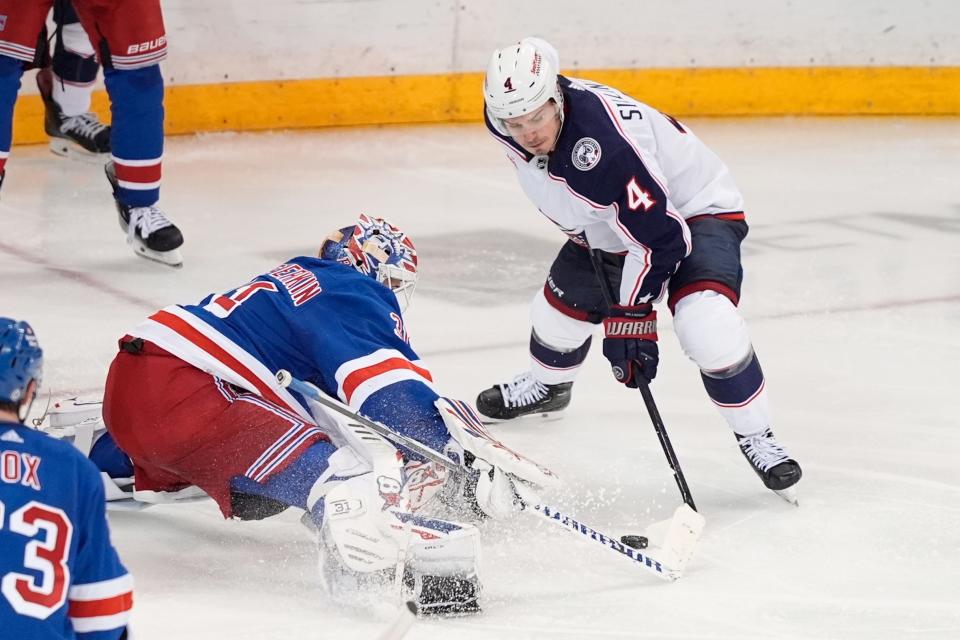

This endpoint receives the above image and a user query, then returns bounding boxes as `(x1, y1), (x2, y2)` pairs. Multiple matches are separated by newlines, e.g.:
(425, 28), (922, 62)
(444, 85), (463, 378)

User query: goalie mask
(0, 317), (43, 422)
(319, 214), (419, 311)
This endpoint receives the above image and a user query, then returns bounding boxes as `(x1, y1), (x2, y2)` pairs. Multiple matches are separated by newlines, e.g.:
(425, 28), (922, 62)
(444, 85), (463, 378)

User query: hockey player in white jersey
(476, 37), (801, 499)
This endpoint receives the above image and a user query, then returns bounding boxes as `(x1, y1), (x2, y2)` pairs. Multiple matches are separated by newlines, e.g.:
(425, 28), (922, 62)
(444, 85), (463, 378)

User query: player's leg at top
(0, 0), (54, 194)
(71, 0), (184, 267)
(668, 215), (801, 500)
(477, 221), (802, 500)
(37, 0), (111, 160)
(476, 240), (604, 421)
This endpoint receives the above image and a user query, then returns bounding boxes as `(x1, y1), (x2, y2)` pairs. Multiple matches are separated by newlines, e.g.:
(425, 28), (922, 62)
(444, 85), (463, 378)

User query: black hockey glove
(601, 304), (659, 387)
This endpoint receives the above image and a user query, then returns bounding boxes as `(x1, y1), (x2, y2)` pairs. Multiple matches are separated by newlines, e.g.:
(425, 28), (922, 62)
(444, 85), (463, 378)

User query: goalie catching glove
(436, 397), (559, 519)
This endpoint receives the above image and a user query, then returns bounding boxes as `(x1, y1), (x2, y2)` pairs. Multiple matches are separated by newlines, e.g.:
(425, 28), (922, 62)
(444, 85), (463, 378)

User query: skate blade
(479, 410), (566, 425)
(774, 486), (799, 506)
(132, 245), (184, 268)
(48, 138), (110, 164)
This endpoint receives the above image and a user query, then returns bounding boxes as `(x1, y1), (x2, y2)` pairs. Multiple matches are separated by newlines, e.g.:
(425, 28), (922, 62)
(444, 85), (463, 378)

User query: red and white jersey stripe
(131, 305), (313, 423)
(334, 348), (435, 408)
(111, 155), (163, 191)
(110, 47), (168, 71)
(0, 40), (38, 63)
(68, 574), (134, 634)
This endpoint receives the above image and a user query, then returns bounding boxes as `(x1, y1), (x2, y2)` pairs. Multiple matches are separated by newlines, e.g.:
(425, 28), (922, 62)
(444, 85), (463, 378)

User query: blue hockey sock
(103, 64), (164, 207)
(89, 431), (135, 479)
(229, 439), (338, 512)
(0, 56), (24, 158)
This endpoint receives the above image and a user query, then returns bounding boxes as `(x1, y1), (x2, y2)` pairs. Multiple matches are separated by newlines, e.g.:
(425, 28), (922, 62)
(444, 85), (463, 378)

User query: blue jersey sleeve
(305, 293), (450, 455)
(69, 458), (133, 640)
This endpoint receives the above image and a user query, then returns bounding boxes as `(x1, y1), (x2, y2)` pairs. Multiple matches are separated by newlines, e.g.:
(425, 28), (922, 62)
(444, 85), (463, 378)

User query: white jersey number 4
(626, 177), (656, 212)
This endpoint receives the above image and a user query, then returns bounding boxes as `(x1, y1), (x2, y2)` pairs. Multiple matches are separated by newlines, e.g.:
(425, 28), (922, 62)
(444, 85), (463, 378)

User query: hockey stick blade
(644, 504), (706, 574)
(275, 370), (691, 582)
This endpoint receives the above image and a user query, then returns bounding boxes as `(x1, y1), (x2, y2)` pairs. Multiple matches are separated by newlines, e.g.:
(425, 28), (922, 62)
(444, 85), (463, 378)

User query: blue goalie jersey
(0, 422), (132, 640)
(129, 256), (448, 451)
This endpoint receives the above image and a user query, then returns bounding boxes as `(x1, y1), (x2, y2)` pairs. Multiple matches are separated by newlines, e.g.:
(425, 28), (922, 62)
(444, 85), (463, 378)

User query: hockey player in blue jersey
(475, 37), (801, 501)
(99, 214), (557, 613)
(0, 318), (132, 639)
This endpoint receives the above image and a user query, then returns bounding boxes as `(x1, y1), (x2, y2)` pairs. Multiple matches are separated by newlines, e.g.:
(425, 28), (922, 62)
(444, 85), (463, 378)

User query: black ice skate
(735, 428), (802, 505)
(475, 371), (572, 422)
(36, 67), (111, 161)
(105, 161), (184, 267)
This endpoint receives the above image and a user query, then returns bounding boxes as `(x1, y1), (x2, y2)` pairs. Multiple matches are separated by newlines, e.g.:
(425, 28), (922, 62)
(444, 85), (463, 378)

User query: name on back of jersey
(1, 450), (42, 490)
(268, 263), (323, 306)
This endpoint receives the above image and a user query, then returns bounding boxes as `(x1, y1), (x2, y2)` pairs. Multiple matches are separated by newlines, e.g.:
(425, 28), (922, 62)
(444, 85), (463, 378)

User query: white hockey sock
(51, 73), (95, 118)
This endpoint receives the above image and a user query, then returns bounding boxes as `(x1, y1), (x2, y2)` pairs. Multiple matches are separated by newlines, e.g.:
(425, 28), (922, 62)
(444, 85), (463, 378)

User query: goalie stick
(275, 369), (700, 581)
(377, 601), (418, 640)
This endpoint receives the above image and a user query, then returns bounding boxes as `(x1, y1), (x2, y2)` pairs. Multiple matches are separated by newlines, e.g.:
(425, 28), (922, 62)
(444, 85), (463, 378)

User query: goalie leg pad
(316, 473), (482, 613)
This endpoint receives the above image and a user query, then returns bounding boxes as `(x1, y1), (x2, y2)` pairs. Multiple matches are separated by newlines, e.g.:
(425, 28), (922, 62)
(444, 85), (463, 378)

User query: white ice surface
(3, 118), (960, 639)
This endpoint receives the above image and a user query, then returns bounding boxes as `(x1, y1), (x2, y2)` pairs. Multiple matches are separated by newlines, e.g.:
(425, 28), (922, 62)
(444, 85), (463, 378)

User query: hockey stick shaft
(275, 370), (461, 473)
(587, 249), (698, 512)
(274, 370), (679, 581)
(533, 504), (677, 581)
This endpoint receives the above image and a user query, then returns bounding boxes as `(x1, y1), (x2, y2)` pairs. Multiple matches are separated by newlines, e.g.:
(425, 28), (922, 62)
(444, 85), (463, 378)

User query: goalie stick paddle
(377, 600), (418, 640)
(274, 370), (693, 581)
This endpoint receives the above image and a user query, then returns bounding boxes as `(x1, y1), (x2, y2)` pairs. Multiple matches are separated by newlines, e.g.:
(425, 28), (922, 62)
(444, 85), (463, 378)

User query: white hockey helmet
(484, 37), (564, 135)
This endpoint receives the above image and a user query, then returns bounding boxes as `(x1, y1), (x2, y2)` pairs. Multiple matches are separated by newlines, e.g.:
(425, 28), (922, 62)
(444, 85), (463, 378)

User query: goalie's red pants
(102, 338), (329, 517)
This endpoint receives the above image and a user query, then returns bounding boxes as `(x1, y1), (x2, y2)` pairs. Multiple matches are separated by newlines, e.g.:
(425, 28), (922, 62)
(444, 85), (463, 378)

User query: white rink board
(14, 0), (960, 93)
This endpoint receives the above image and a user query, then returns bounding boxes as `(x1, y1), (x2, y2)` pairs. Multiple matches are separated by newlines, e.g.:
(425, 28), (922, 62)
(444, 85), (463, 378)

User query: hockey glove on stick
(602, 304), (659, 387)
(436, 397), (558, 519)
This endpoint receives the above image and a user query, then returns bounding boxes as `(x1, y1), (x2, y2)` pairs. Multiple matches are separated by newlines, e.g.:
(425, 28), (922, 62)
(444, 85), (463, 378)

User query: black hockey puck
(620, 534), (649, 549)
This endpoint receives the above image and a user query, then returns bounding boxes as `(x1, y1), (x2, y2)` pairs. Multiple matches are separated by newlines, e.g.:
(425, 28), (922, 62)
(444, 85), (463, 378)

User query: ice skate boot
(105, 161), (184, 267)
(735, 428), (802, 505)
(475, 371), (572, 422)
(36, 67), (111, 161)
